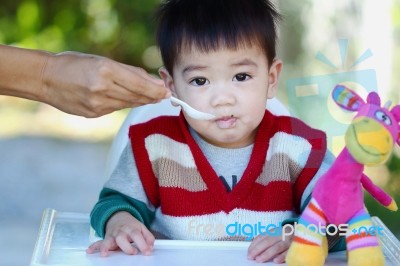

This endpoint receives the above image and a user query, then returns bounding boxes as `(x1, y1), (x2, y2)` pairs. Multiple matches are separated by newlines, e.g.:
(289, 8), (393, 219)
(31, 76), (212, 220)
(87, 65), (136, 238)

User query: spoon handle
(170, 96), (186, 106)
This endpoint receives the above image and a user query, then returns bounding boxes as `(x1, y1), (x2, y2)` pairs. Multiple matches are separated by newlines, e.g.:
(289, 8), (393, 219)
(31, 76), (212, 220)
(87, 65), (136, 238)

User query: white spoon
(170, 96), (216, 120)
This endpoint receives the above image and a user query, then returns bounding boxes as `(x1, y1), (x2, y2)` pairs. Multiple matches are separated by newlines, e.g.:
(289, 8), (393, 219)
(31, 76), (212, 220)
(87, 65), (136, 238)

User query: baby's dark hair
(155, 0), (281, 74)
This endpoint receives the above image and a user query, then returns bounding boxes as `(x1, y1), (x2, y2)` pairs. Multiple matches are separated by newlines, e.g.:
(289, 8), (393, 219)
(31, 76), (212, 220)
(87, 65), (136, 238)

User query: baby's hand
(86, 211), (155, 257)
(247, 226), (293, 264)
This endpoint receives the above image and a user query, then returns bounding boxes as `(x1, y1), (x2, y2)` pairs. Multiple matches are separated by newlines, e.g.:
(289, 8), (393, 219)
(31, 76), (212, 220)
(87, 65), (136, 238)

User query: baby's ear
(266, 59), (283, 99)
(390, 105), (400, 145)
(332, 84), (365, 112)
(158, 67), (177, 97)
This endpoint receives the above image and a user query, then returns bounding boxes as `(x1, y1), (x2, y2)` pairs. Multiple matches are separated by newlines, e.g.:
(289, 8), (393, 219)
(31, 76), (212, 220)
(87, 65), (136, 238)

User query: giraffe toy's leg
(286, 198), (328, 266)
(346, 209), (384, 266)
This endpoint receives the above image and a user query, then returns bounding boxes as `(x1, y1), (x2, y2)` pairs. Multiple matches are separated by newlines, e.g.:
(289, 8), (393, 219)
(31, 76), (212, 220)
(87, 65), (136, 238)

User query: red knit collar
(178, 110), (274, 213)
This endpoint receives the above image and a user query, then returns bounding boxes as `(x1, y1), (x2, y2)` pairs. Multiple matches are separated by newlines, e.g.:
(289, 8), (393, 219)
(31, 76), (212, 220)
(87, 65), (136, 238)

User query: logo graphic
(223, 222), (383, 241)
(286, 39), (377, 152)
(187, 220), (384, 241)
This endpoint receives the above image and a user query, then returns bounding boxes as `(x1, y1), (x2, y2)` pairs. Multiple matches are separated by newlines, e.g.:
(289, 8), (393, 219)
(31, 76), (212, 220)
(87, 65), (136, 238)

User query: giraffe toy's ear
(366, 91), (381, 106)
(332, 84), (365, 112)
(390, 105), (400, 145)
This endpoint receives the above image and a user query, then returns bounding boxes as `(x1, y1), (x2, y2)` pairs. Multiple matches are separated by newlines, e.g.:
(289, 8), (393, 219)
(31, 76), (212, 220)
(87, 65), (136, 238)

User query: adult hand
(42, 51), (170, 117)
(0, 45), (170, 117)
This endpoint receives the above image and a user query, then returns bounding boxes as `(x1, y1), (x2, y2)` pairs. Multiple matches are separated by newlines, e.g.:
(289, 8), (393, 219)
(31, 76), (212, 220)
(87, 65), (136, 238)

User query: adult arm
(0, 45), (170, 117)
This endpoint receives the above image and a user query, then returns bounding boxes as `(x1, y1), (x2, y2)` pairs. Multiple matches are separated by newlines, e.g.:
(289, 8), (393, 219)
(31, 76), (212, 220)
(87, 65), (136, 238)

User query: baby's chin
(204, 133), (255, 148)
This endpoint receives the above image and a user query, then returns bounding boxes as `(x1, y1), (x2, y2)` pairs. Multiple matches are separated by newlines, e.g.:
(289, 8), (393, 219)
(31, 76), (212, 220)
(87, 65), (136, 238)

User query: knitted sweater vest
(129, 111), (326, 240)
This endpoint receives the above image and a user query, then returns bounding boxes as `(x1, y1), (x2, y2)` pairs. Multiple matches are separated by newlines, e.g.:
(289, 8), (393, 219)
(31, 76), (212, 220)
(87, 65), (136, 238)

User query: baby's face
(161, 46), (281, 148)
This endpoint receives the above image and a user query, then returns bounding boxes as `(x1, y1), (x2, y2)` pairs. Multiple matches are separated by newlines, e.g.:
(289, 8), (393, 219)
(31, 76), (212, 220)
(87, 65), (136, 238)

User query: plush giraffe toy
(286, 84), (400, 266)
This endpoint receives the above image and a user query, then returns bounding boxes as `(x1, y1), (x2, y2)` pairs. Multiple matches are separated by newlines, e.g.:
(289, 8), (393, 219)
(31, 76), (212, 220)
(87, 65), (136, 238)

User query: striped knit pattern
(346, 209), (380, 251)
(293, 198), (326, 246)
(129, 111), (327, 240)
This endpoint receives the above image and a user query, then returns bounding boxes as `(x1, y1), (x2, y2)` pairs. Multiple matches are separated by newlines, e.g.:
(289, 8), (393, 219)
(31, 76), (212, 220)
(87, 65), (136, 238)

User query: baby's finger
(99, 237), (118, 257)
(131, 231), (153, 255)
(273, 251), (287, 264)
(255, 241), (289, 263)
(115, 234), (138, 255)
(141, 226), (156, 248)
(249, 234), (266, 245)
(247, 235), (279, 259)
(86, 240), (102, 254)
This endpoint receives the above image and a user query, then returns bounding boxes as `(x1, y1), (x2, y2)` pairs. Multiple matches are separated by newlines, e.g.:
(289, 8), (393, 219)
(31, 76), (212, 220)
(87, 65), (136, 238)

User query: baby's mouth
(215, 115), (237, 129)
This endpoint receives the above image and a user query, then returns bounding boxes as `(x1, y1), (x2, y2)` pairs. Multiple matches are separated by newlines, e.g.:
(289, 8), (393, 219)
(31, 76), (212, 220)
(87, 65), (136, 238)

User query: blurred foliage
(0, 0), (162, 140)
(0, 0), (160, 71)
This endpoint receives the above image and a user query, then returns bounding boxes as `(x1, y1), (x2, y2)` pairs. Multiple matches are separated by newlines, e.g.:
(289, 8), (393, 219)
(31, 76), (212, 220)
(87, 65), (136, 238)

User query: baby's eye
(189, 77), (209, 86)
(233, 73), (251, 82)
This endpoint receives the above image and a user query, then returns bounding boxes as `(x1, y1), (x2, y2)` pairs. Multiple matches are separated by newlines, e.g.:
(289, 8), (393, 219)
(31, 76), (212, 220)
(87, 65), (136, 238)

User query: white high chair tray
(31, 209), (400, 266)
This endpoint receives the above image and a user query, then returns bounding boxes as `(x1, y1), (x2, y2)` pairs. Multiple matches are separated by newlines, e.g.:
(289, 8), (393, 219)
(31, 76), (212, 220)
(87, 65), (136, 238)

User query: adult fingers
(103, 82), (160, 106)
(79, 94), (136, 118)
(115, 63), (170, 100)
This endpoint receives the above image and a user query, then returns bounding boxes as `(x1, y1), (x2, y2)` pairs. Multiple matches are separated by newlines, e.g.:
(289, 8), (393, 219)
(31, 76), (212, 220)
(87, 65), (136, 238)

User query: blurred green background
(0, 0), (163, 139)
(0, 0), (399, 265)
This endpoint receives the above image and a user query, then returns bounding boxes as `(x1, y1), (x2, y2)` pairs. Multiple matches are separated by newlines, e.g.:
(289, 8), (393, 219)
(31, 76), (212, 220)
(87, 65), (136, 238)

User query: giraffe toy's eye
(375, 110), (392, 126)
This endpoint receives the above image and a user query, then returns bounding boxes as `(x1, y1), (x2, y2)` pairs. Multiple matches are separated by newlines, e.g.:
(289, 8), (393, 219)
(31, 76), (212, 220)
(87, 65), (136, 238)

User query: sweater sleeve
(90, 143), (156, 238)
(282, 149), (334, 224)
(300, 149), (335, 209)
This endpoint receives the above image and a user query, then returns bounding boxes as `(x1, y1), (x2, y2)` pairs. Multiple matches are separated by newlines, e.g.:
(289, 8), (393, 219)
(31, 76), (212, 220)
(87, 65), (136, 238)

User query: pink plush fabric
(313, 148), (364, 224)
